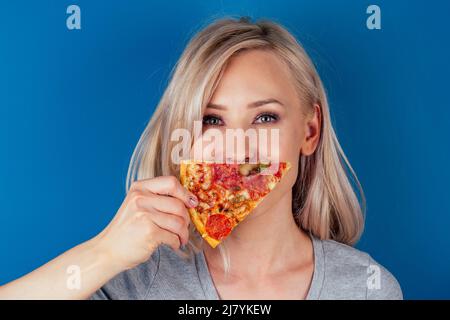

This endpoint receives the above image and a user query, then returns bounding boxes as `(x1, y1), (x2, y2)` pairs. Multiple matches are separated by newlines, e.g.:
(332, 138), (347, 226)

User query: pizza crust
(180, 161), (220, 247)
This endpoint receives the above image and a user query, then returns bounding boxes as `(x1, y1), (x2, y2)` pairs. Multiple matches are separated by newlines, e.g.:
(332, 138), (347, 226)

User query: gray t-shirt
(89, 235), (403, 300)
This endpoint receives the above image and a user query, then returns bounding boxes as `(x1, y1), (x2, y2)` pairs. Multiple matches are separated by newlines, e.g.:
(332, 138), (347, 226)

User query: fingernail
(189, 196), (198, 207)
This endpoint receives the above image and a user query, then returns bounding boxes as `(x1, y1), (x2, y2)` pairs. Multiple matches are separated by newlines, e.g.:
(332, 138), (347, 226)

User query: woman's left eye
(253, 113), (279, 124)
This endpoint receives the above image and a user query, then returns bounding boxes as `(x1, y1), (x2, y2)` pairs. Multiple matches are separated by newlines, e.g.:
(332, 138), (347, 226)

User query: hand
(93, 176), (198, 272)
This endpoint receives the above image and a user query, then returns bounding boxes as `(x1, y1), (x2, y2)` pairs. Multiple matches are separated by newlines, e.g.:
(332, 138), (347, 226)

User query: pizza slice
(179, 160), (291, 248)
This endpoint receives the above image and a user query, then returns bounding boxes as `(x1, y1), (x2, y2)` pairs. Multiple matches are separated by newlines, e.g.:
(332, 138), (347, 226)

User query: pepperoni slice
(205, 214), (233, 240)
(212, 164), (241, 189)
(242, 174), (269, 199)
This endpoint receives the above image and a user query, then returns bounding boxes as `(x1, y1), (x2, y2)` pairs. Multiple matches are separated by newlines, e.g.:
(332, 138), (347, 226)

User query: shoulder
(316, 238), (403, 300)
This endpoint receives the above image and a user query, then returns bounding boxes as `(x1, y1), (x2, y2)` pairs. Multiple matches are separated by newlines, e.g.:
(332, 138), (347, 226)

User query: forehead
(210, 49), (299, 106)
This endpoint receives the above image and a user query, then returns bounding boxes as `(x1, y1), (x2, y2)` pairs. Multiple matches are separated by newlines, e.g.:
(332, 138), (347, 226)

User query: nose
(195, 130), (257, 164)
(225, 156), (251, 164)
(223, 132), (259, 164)
(190, 125), (278, 164)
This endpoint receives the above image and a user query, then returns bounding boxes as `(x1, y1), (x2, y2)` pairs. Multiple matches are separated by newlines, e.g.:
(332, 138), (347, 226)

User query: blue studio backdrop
(0, 1), (449, 299)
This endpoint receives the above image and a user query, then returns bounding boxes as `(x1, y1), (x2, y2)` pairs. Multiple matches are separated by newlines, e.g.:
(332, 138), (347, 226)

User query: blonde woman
(0, 17), (402, 300)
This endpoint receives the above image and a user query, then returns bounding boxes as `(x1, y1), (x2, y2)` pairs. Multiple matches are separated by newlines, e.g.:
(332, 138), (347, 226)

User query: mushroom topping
(238, 163), (259, 176)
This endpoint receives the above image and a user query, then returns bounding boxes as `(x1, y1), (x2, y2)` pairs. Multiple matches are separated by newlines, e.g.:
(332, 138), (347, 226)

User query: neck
(203, 191), (313, 278)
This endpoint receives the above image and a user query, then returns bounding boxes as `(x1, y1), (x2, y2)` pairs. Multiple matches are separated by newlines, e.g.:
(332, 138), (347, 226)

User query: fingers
(148, 211), (189, 246)
(153, 226), (181, 251)
(127, 176), (195, 249)
(136, 193), (190, 226)
(130, 176), (198, 209)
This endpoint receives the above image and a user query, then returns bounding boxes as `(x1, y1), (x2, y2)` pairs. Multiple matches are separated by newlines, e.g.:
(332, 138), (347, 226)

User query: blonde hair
(126, 16), (365, 255)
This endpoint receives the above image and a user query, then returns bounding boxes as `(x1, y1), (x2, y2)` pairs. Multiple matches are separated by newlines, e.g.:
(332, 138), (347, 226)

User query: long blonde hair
(126, 16), (365, 248)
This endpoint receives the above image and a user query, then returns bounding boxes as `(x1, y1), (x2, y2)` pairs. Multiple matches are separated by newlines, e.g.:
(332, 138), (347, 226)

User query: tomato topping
(274, 162), (286, 179)
(205, 214), (233, 240)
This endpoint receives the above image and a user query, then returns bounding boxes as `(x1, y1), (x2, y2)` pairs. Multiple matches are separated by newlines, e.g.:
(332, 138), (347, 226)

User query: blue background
(0, 1), (449, 299)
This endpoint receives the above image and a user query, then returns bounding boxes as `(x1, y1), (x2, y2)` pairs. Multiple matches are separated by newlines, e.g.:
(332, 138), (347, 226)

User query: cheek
(277, 123), (304, 188)
(278, 123), (303, 163)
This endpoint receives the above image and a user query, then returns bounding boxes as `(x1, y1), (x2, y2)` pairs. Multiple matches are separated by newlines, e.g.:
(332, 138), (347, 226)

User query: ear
(300, 104), (322, 156)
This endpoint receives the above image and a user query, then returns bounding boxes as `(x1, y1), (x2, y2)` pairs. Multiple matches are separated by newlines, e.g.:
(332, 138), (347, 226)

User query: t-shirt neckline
(196, 233), (325, 300)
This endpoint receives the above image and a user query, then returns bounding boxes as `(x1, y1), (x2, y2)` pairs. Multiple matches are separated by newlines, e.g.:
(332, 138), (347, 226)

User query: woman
(0, 17), (402, 300)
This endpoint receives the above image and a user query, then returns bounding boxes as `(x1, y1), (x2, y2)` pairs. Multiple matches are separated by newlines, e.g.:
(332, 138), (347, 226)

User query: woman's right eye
(202, 115), (224, 126)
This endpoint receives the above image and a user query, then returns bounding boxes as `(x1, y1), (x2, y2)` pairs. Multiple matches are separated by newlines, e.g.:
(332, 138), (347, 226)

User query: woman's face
(201, 49), (321, 216)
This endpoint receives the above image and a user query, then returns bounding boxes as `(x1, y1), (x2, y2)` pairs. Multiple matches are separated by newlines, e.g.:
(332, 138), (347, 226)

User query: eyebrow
(207, 98), (284, 110)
